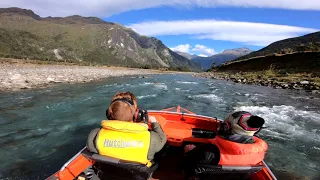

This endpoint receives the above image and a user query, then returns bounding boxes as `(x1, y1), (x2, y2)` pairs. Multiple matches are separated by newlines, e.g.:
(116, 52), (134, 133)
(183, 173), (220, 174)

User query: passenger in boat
(217, 111), (265, 143)
(86, 92), (167, 170)
(182, 111), (267, 179)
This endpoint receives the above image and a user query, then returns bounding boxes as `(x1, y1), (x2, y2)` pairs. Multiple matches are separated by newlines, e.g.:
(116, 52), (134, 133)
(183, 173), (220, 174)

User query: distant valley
(175, 47), (252, 70)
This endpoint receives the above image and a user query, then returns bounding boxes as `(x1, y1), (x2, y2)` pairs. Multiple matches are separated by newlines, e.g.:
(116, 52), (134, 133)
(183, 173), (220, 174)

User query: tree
(208, 62), (216, 71)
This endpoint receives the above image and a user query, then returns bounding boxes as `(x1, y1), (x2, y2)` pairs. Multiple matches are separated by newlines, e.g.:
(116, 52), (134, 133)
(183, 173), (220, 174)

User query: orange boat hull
(47, 106), (276, 180)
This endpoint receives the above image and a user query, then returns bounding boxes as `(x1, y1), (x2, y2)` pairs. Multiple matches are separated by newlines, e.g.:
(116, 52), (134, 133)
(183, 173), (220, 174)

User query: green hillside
(214, 31), (320, 75)
(0, 7), (200, 71)
(218, 52), (320, 75)
(235, 31), (320, 62)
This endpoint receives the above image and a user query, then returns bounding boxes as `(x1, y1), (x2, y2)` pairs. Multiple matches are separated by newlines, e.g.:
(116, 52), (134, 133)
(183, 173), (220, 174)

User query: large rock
(312, 90), (320, 94)
(300, 81), (309, 85)
(10, 73), (26, 83)
(47, 77), (55, 82)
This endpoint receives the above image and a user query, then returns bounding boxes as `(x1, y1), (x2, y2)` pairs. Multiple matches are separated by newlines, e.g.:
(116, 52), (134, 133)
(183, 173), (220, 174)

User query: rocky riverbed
(194, 72), (320, 94)
(0, 62), (165, 91)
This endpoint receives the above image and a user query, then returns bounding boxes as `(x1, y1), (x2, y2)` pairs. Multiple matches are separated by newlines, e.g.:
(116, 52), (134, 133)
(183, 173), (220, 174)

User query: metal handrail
(148, 109), (222, 122)
(262, 161), (277, 180)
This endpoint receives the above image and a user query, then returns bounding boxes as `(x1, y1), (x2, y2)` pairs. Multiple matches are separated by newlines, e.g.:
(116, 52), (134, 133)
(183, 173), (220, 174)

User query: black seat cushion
(94, 162), (157, 180)
(193, 164), (264, 180)
(82, 150), (158, 180)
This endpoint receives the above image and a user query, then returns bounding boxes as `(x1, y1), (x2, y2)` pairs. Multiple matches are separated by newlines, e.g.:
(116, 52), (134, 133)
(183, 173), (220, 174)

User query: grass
(209, 60), (320, 88)
(0, 58), (195, 74)
(217, 52), (320, 76)
(233, 31), (320, 62)
(0, 57), (83, 65)
(264, 64), (277, 77)
(220, 69), (320, 87)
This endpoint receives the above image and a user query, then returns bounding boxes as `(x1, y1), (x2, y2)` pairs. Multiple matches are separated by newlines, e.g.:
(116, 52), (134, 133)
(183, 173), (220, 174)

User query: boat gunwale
(60, 147), (87, 171)
(262, 160), (277, 180)
(148, 110), (223, 122)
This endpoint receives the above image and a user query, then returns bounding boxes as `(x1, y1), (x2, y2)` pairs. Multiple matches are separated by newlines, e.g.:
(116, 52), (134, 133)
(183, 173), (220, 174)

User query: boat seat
(82, 150), (158, 180)
(193, 164), (264, 180)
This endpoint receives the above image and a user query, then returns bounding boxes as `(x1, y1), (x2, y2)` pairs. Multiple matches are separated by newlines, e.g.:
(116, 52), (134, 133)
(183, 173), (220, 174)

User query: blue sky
(1, 0), (320, 57)
(105, 6), (320, 55)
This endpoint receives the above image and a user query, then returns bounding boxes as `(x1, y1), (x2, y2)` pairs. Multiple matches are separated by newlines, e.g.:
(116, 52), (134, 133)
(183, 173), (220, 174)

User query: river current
(0, 74), (319, 179)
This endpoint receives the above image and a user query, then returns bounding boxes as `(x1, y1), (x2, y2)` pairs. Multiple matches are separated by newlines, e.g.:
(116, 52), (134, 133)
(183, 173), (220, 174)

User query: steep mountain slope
(0, 7), (200, 71)
(217, 52), (320, 74)
(175, 51), (198, 60)
(216, 32), (320, 73)
(191, 48), (252, 70)
(221, 48), (253, 57)
(235, 31), (320, 61)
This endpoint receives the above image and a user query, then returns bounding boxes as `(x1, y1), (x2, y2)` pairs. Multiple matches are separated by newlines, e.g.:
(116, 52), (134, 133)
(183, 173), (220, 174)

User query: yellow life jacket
(95, 120), (152, 167)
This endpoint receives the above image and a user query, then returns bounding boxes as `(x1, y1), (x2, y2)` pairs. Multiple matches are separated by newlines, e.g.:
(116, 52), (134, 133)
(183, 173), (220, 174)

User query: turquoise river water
(0, 74), (319, 179)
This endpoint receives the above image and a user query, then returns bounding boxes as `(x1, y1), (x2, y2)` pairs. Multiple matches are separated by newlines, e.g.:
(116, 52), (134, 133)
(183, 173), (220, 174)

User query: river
(0, 74), (319, 179)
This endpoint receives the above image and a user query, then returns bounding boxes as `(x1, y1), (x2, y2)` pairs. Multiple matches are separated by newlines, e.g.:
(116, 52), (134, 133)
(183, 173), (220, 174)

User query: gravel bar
(0, 62), (166, 91)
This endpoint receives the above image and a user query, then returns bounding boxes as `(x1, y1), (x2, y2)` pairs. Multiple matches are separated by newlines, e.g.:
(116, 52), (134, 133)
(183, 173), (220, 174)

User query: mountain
(191, 48), (253, 70)
(221, 48), (253, 57)
(217, 32), (320, 74)
(0, 7), (200, 71)
(175, 51), (198, 60)
(234, 31), (320, 62)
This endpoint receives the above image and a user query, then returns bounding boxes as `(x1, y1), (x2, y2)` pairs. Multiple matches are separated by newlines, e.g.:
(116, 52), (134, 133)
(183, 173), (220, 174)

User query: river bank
(0, 59), (169, 91)
(194, 71), (320, 93)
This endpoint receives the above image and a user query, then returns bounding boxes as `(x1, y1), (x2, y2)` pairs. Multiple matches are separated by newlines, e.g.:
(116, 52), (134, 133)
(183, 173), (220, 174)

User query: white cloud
(171, 44), (216, 56)
(192, 44), (217, 56)
(129, 19), (318, 46)
(0, 0), (320, 17)
(198, 54), (208, 57)
(170, 44), (191, 53)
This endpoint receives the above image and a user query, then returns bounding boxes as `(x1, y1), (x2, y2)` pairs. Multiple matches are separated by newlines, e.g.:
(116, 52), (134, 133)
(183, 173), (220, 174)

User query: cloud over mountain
(170, 44), (191, 53)
(129, 19), (317, 46)
(170, 44), (216, 56)
(0, 0), (320, 17)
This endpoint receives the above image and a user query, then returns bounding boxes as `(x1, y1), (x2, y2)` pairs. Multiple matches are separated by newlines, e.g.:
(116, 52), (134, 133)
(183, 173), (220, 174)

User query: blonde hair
(107, 92), (138, 121)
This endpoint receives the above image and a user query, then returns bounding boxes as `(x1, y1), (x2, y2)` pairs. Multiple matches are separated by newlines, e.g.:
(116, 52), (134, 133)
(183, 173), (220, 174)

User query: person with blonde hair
(87, 91), (167, 165)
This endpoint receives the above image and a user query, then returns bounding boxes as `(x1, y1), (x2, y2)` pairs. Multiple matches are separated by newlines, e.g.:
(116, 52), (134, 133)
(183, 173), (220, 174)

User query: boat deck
(152, 146), (251, 180)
